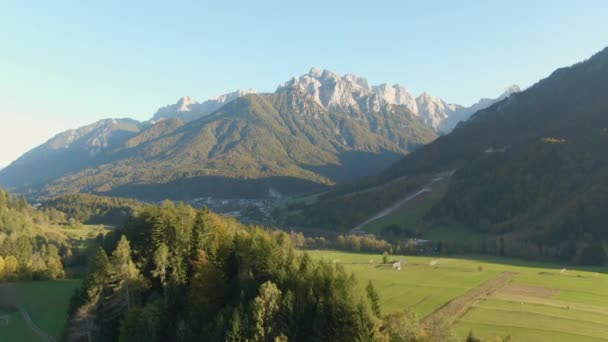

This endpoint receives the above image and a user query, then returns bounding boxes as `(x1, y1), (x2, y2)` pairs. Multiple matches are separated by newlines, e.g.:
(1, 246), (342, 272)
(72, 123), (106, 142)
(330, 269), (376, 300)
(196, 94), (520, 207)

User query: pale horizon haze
(1, 0), (608, 167)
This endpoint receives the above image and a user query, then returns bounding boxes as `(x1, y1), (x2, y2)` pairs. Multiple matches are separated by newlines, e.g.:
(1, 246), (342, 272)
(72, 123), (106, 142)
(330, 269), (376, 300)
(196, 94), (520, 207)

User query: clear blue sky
(1, 0), (607, 167)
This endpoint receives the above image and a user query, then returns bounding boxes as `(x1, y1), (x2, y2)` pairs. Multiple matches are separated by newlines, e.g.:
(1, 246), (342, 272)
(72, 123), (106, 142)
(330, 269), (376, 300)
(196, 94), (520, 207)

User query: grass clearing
(360, 180), (483, 242)
(305, 249), (608, 341)
(59, 224), (113, 241)
(362, 181), (448, 234)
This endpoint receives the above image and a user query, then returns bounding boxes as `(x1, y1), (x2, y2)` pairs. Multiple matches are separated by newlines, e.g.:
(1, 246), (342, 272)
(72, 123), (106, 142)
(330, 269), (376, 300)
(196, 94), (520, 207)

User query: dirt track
(421, 271), (518, 327)
(0, 284), (55, 342)
(19, 308), (56, 342)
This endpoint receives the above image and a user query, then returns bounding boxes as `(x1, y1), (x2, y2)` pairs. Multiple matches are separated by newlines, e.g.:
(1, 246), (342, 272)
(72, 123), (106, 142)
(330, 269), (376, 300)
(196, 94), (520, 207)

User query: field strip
(462, 320), (608, 341)
(491, 293), (608, 315)
(467, 304), (608, 326)
(421, 271), (517, 327)
(19, 308), (56, 342)
(457, 320), (608, 341)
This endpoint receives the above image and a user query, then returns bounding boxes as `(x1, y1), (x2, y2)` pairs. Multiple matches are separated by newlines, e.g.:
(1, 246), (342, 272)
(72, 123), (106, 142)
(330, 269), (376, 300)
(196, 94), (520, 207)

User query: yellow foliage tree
(4, 255), (19, 275)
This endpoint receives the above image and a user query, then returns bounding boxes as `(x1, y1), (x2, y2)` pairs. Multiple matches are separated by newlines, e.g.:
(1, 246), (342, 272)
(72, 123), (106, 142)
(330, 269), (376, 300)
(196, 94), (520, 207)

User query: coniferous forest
(67, 202), (457, 342)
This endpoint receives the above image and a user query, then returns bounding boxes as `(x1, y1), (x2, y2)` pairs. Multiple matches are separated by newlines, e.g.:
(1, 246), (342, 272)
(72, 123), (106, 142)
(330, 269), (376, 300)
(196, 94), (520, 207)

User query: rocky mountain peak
(343, 73), (371, 90)
(282, 68), (516, 133)
(309, 66), (323, 78)
(501, 85), (521, 97)
(152, 89), (258, 122)
(372, 83), (417, 114)
(175, 96), (198, 111)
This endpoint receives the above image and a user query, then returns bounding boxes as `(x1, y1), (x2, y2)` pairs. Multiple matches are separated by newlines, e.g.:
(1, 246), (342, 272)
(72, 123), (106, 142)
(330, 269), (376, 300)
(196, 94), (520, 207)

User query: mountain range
(148, 68), (519, 134)
(0, 69), (518, 200)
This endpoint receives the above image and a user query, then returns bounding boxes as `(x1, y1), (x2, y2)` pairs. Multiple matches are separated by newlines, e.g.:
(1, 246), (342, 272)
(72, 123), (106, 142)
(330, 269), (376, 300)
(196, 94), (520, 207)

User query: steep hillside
(0, 119), (141, 189)
(295, 47), (608, 263)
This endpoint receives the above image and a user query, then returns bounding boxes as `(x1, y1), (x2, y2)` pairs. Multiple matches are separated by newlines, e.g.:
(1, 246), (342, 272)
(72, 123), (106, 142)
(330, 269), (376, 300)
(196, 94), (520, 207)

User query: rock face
(371, 83), (418, 114)
(152, 89), (258, 122)
(414, 92), (461, 131)
(281, 67), (519, 133)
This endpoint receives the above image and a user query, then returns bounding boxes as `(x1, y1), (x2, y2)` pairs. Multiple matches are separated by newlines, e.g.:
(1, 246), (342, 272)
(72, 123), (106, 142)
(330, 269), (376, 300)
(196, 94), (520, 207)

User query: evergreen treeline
(42, 193), (146, 226)
(68, 202), (455, 342)
(0, 188), (66, 280)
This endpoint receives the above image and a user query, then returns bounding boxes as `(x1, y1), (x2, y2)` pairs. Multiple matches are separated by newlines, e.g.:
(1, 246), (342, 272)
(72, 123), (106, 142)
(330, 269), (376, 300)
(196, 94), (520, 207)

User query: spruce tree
(366, 281), (381, 318)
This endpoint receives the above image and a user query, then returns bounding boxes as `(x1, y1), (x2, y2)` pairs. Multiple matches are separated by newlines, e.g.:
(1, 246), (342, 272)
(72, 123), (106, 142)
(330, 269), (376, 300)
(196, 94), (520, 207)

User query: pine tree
(252, 281), (282, 342)
(102, 235), (144, 341)
(189, 209), (208, 263)
(226, 308), (243, 342)
(68, 247), (110, 342)
(152, 243), (169, 300)
(366, 281), (381, 318)
(109, 235), (141, 311)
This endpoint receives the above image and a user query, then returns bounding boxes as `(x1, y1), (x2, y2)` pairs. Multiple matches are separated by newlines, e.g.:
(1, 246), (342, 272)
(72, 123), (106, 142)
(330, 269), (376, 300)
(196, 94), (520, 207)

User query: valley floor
(306, 250), (608, 341)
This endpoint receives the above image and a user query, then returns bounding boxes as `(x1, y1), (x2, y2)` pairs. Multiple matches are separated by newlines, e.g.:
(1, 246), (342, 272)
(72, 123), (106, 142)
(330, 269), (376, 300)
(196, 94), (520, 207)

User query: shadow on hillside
(301, 150), (404, 183)
(103, 175), (329, 200)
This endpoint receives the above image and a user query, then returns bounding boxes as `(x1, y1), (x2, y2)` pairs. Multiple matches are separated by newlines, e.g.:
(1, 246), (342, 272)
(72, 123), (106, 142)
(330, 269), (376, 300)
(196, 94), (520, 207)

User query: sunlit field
(306, 250), (608, 341)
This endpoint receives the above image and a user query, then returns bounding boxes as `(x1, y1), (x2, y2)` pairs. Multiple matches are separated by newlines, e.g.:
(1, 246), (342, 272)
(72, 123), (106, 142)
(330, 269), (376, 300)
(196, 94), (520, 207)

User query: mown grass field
(0, 279), (81, 341)
(306, 250), (608, 341)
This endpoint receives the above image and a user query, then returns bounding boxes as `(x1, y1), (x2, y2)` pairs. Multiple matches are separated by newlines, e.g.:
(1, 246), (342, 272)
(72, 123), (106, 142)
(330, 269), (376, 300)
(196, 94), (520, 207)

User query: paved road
(19, 308), (56, 342)
(350, 170), (455, 234)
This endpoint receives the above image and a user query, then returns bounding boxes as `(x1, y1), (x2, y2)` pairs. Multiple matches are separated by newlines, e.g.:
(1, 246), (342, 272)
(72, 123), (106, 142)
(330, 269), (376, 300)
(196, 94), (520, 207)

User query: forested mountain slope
(294, 47), (608, 264)
(2, 88), (437, 200)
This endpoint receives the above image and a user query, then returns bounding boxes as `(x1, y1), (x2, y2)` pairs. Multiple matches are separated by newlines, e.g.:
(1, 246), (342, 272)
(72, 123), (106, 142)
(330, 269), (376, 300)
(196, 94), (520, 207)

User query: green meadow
(0, 309), (40, 341)
(306, 250), (608, 341)
(0, 279), (81, 341)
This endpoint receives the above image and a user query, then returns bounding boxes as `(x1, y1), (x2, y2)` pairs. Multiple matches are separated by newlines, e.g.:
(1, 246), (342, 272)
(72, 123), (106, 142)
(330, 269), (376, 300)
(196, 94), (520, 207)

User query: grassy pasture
(0, 309), (40, 341)
(0, 279), (81, 341)
(306, 250), (608, 341)
(59, 224), (113, 241)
